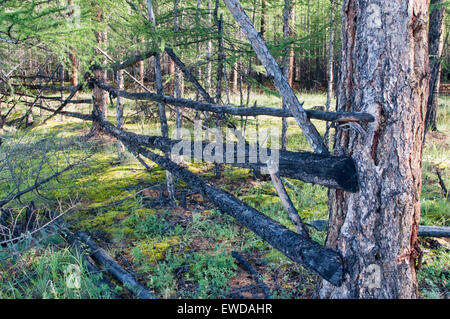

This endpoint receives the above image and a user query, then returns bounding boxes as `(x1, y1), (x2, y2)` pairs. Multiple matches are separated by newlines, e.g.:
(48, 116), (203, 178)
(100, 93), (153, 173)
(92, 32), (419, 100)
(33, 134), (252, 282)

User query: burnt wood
(96, 120), (359, 192)
(92, 80), (374, 123)
(96, 116), (344, 286)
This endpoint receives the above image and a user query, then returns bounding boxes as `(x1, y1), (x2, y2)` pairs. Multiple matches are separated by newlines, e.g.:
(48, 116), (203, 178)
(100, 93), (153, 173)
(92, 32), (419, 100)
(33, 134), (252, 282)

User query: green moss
(241, 193), (280, 209)
(132, 237), (180, 263)
(78, 210), (129, 234)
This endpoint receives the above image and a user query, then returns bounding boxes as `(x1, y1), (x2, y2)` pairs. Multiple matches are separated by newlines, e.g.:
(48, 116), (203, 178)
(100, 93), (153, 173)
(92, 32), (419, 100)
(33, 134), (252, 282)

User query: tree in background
(425, 0), (446, 133)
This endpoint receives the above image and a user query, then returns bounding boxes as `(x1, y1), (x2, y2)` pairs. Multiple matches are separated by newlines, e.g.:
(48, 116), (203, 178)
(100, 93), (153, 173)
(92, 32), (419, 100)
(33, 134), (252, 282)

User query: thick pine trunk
(425, 0), (445, 133)
(318, 0), (429, 298)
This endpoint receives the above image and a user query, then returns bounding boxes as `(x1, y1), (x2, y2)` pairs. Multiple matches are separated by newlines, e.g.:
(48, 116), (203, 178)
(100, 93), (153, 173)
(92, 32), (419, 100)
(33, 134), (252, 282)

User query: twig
(231, 251), (272, 299)
(435, 167), (449, 199)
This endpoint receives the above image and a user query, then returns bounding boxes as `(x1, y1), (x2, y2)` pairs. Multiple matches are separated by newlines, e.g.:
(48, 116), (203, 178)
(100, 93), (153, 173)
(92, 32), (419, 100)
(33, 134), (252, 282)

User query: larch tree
(281, 0), (295, 151)
(318, 0), (430, 298)
(425, 0), (445, 133)
(91, 5), (108, 134)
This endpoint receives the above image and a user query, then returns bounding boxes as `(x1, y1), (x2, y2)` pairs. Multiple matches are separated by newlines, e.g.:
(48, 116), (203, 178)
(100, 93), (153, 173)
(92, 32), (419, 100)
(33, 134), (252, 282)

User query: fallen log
(75, 231), (157, 299)
(33, 104), (93, 121)
(307, 220), (450, 238)
(92, 80), (374, 123)
(46, 212), (119, 298)
(11, 84), (79, 92)
(101, 120), (344, 285)
(419, 226), (450, 238)
(125, 142), (344, 286)
(95, 120), (359, 192)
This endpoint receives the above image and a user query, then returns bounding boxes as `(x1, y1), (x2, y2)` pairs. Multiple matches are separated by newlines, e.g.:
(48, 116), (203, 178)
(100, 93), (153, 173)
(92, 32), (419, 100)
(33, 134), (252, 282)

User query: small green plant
(182, 246), (237, 299)
(0, 244), (113, 299)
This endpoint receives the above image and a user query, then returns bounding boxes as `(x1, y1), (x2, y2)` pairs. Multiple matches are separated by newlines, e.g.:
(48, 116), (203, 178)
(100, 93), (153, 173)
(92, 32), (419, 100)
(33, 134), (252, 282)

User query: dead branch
(92, 79), (374, 123)
(107, 127), (344, 286)
(267, 160), (310, 237)
(0, 159), (85, 208)
(307, 219), (450, 238)
(231, 251), (272, 299)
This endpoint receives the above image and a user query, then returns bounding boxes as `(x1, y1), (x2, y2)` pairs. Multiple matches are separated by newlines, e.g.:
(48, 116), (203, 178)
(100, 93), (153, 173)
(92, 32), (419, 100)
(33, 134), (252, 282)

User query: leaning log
(95, 116), (343, 286)
(92, 80), (374, 123)
(223, 0), (328, 154)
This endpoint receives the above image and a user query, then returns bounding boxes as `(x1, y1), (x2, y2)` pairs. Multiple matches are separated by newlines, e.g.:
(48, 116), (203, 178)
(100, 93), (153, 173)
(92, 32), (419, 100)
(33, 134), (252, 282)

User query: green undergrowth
(0, 93), (448, 299)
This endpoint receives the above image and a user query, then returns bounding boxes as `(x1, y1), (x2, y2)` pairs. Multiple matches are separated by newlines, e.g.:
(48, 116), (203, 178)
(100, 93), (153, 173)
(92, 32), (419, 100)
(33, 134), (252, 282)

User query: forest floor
(0, 91), (448, 299)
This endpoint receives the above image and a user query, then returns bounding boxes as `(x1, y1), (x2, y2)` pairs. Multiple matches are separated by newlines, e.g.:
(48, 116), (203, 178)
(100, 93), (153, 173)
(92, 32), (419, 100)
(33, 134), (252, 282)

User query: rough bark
(425, 0), (445, 133)
(319, 0), (429, 299)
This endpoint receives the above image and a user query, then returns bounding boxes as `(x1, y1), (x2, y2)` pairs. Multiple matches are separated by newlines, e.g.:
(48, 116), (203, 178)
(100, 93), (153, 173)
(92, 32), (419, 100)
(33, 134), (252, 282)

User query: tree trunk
(138, 37), (145, 89)
(68, 0), (78, 91)
(116, 70), (124, 159)
(174, 0), (182, 138)
(318, 0), (429, 299)
(69, 49), (78, 88)
(60, 65), (65, 121)
(147, 0), (176, 203)
(324, 0), (335, 148)
(92, 8), (107, 134)
(425, 0), (445, 133)
(260, 0), (267, 41)
(207, 0), (213, 96)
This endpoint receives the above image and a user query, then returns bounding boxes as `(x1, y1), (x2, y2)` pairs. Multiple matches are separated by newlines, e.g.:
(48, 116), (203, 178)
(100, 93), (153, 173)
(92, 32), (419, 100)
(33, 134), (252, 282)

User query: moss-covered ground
(0, 91), (448, 299)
